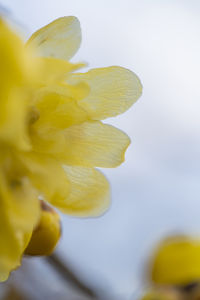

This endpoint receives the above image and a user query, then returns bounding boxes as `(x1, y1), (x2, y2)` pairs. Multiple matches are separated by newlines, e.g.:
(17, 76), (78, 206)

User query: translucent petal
(39, 57), (85, 84)
(58, 166), (110, 217)
(151, 236), (200, 285)
(33, 90), (89, 129)
(71, 66), (142, 119)
(60, 121), (131, 167)
(31, 121), (130, 167)
(20, 152), (70, 206)
(27, 17), (81, 60)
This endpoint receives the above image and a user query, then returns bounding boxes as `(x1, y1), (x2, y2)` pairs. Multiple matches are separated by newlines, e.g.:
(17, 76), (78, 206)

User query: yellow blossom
(0, 16), (142, 280)
(140, 236), (200, 300)
(151, 236), (200, 286)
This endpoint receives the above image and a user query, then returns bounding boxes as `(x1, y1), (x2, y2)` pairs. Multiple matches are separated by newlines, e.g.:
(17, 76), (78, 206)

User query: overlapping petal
(58, 166), (110, 217)
(0, 205), (22, 282)
(0, 20), (38, 150)
(71, 66), (142, 119)
(33, 91), (89, 129)
(31, 121), (130, 168)
(0, 15), (142, 281)
(2, 175), (40, 232)
(60, 120), (131, 167)
(27, 17), (81, 61)
(19, 152), (70, 206)
(39, 57), (85, 84)
(0, 173), (33, 281)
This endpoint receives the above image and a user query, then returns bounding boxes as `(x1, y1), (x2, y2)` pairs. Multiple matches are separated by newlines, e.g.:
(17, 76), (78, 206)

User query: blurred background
(0, 0), (200, 299)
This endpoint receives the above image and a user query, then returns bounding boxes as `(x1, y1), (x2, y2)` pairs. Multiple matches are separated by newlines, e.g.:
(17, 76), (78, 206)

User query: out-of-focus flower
(151, 236), (200, 286)
(140, 236), (200, 300)
(0, 16), (142, 280)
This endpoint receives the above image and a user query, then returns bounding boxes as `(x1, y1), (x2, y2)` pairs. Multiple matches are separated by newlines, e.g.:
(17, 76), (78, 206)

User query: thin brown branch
(46, 254), (98, 299)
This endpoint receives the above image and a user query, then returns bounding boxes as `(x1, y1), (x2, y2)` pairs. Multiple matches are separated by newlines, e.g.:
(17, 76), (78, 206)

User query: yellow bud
(25, 201), (61, 256)
(151, 236), (200, 286)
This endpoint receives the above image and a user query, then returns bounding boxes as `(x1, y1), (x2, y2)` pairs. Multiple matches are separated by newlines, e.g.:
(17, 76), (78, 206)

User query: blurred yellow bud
(25, 201), (61, 256)
(151, 236), (200, 286)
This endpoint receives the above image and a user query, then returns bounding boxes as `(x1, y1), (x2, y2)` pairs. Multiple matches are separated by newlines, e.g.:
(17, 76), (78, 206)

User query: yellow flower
(151, 236), (200, 286)
(0, 16), (142, 280)
(140, 236), (200, 300)
(24, 16), (142, 217)
(0, 19), (41, 282)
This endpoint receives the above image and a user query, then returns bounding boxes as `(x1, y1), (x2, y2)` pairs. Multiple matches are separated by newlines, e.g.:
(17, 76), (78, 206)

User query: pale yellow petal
(70, 66), (142, 119)
(60, 121), (130, 167)
(151, 236), (200, 285)
(30, 126), (67, 155)
(0, 229), (32, 282)
(0, 175), (33, 281)
(0, 151), (40, 232)
(20, 152), (70, 206)
(27, 17), (81, 60)
(0, 155), (39, 281)
(33, 91), (89, 129)
(38, 57), (85, 84)
(31, 121), (130, 167)
(0, 209), (21, 281)
(57, 166), (110, 217)
(3, 177), (40, 232)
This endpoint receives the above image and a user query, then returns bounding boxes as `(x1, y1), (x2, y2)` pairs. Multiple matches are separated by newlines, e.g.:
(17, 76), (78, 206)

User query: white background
(1, 1), (200, 299)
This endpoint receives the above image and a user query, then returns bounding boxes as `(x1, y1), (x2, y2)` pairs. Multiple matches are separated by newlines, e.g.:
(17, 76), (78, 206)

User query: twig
(46, 254), (97, 299)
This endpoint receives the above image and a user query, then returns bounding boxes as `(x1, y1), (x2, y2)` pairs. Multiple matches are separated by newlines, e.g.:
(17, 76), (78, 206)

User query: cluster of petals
(0, 16), (142, 280)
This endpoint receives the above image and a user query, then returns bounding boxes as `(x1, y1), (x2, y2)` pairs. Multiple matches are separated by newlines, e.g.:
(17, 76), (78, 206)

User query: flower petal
(0, 175), (33, 281)
(0, 229), (32, 282)
(0, 20), (38, 150)
(33, 90), (89, 129)
(0, 209), (21, 281)
(60, 121), (130, 167)
(33, 121), (130, 167)
(58, 166), (110, 217)
(20, 152), (70, 206)
(27, 17), (81, 60)
(70, 66), (142, 119)
(3, 177), (40, 232)
(0, 153), (40, 232)
(39, 57), (85, 84)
